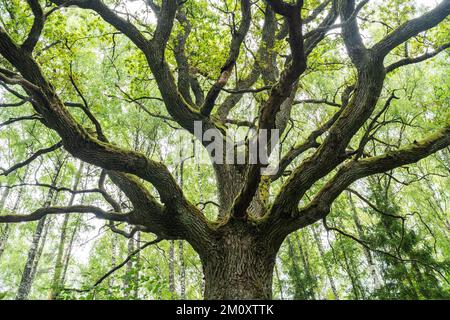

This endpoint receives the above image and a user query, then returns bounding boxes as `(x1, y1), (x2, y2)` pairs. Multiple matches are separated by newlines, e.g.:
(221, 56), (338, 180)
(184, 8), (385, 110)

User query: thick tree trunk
(201, 223), (277, 300)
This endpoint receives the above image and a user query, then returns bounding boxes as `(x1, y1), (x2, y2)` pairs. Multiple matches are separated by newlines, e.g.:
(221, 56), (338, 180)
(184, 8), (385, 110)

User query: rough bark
(16, 160), (62, 300)
(201, 221), (278, 300)
(0, 0), (448, 300)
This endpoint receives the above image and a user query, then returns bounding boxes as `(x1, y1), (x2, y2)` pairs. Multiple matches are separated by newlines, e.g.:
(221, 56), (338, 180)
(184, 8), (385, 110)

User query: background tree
(0, 0), (449, 299)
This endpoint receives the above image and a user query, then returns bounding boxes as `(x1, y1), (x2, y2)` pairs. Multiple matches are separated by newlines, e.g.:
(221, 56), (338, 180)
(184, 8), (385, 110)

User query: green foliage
(0, 0), (449, 300)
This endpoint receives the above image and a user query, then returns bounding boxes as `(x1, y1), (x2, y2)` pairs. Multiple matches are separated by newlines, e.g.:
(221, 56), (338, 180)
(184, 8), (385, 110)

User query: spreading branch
(386, 42), (450, 73)
(0, 205), (128, 223)
(22, 0), (45, 52)
(200, 0), (252, 116)
(1, 141), (63, 176)
(63, 238), (162, 293)
(287, 126), (450, 233)
(372, 1), (450, 59)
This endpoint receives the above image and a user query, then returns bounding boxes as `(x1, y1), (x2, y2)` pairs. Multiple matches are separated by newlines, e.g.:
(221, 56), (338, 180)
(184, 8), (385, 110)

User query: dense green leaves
(0, 0), (449, 299)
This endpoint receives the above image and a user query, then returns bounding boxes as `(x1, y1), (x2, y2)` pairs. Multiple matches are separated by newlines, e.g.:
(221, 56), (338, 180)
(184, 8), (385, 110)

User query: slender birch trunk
(108, 230), (118, 296)
(294, 231), (315, 299)
(0, 167), (29, 260)
(60, 173), (89, 288)
(16, 160), (63, 300)
(125, 225), (135, 298)
(178, 146), (186, 299)
(178, 240), (186, 299)
(48, 161), (84, 299)
(169, 240), (175, 297)
(312, 225), (340, 300)
(342, 248), (364, 299)
(274, 260), (284, 300)
(347, 192), (381, 289)
(0, 187), (9, 211)
(195, 142), (206, 298)
(0, 187), (11, 259)
(133, 231), (140, 299)
(286, 236), (305, 298)
(29, 216), (52, 282)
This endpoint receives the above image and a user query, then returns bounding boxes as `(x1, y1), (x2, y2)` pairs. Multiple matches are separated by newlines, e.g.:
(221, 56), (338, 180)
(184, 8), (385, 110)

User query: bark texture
(201, 221), (278, 299)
